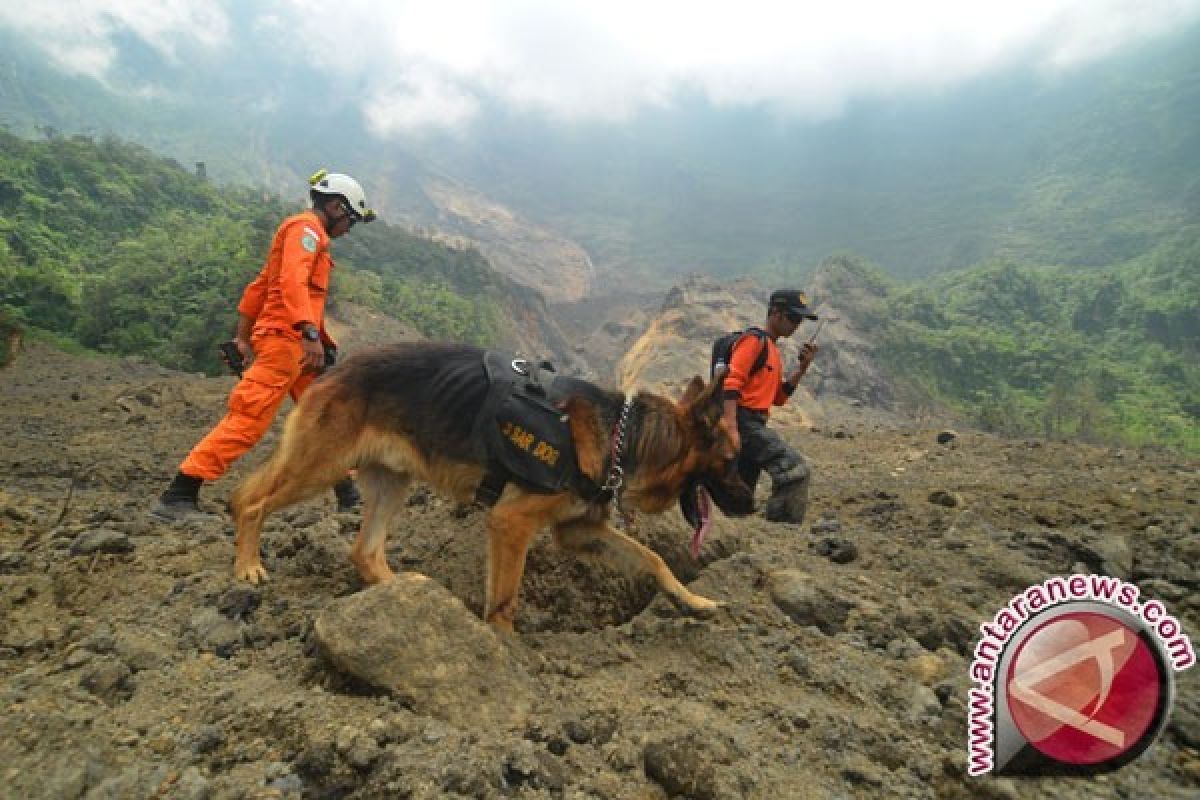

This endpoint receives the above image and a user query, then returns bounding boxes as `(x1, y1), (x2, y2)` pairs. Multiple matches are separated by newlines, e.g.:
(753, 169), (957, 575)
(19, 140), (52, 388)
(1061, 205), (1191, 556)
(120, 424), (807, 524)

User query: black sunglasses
(784, 310), (806, 324)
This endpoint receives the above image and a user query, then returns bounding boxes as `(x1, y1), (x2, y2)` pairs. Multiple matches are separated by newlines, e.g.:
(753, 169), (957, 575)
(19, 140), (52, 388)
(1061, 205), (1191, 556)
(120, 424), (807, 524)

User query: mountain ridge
(3, 22), (1198, 283)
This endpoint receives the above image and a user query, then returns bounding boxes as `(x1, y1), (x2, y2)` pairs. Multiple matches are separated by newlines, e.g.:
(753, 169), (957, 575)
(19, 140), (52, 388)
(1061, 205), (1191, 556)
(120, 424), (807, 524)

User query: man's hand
(233, 336), (256, 367)
(797, 342), (818, 374)
(783, 342), (819, 387)
(301, 338), (326, 372)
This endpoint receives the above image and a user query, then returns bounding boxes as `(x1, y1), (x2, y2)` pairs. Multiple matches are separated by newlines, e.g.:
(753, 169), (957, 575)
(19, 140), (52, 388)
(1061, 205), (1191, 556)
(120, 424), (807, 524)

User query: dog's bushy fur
(231, 342), (752, 632)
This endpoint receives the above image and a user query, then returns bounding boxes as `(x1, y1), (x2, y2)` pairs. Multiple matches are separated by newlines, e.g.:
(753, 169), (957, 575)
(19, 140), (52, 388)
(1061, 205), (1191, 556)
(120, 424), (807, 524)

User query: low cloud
(0, 0), (228, 83)
(4, 0), (1199, 132)
(363, 67), (481, 137)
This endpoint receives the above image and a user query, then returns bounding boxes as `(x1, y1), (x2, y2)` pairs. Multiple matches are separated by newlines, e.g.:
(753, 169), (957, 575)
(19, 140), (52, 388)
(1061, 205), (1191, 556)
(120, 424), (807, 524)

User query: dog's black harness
(472, 351), (628, 507)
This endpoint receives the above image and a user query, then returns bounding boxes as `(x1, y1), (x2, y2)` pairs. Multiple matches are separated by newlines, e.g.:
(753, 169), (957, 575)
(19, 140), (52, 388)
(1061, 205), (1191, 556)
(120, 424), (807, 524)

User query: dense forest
(814, 251), (1199, 453)
(0, 131), (506, 374)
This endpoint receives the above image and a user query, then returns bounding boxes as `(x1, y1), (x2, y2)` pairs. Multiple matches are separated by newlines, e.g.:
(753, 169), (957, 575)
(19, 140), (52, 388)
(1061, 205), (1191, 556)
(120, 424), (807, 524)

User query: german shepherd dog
(231, 342), (753, 632)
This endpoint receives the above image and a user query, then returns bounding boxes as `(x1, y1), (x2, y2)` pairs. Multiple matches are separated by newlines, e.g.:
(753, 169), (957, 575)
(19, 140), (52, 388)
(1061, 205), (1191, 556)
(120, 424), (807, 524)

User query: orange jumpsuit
(180, 211), (335, 480)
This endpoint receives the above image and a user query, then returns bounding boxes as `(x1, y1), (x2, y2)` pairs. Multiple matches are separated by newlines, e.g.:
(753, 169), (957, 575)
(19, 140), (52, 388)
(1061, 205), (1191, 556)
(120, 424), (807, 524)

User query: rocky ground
(1, 341), (1197, 799)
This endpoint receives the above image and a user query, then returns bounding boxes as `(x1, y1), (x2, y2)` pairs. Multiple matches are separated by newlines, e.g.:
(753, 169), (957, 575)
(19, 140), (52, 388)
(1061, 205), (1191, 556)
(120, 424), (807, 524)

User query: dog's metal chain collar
(601, 394), (634, 495)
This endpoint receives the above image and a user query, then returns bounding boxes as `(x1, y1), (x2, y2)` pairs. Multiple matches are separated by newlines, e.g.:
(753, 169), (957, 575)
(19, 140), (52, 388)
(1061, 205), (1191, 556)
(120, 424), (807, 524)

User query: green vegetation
(815, 248), (1199, 453)
(1, 128), (1194, 453)
(0, 131), (503, 373)
(332, 220), (508, 345)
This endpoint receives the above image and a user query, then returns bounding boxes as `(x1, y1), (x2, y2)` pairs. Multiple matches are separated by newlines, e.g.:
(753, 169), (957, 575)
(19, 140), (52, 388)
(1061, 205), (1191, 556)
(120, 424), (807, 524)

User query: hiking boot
(763, 454), (811, 525)
(148, 472), (220, 523)
(764, 480), (810, 525)
(333, 477), (361, 512)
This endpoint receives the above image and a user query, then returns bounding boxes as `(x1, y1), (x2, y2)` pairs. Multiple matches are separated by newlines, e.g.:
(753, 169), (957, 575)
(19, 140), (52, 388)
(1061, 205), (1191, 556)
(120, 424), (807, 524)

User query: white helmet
(308, 169), (376, 222)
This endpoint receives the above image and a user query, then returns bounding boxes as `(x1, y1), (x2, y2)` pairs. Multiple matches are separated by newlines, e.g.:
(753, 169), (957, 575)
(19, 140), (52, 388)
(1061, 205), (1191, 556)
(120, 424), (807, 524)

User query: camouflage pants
(735, 407), (811, 525)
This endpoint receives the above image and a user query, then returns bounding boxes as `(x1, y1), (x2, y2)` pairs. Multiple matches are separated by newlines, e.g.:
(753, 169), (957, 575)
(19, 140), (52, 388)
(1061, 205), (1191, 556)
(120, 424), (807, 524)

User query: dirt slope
(1, 342), (1197, 799)
(421, 179), (595, 304)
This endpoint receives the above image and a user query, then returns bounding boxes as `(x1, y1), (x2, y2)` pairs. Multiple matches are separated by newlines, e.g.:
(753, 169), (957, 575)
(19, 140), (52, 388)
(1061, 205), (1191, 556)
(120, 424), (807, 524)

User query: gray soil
(1, 342), (1197, 799)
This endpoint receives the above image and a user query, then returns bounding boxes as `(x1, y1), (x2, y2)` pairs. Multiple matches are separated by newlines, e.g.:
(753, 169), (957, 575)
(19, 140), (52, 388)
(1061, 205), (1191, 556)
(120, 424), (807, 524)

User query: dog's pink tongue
(689, 485), (713, 560)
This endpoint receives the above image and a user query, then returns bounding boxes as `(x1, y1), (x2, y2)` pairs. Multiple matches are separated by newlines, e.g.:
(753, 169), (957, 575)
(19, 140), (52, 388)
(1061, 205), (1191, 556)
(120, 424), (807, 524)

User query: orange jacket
(237, 210), (334, 342)
(724, 331), (790, 412)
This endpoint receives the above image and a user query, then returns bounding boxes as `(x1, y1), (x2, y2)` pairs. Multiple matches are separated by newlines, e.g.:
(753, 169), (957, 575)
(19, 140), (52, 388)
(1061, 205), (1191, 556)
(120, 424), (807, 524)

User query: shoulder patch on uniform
(303, 225), (321, 240)
(300, 232), (318, 253)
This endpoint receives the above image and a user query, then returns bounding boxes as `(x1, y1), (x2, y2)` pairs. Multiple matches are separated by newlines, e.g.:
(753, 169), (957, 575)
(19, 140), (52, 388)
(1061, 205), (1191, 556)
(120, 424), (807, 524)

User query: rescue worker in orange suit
(150, 170), (375, 522)
(720, 289), (818, 525)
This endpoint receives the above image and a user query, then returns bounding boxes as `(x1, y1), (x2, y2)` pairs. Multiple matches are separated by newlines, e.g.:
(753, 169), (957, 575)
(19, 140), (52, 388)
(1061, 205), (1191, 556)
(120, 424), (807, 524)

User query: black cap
(769, 289), (818, 320)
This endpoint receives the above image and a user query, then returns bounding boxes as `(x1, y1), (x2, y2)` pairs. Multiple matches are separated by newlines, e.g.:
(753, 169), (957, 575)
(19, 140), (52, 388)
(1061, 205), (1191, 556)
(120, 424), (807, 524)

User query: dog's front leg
(553, 519), (722, 617)
(483, 496), (556, 633)
(231, 482), (271, 585)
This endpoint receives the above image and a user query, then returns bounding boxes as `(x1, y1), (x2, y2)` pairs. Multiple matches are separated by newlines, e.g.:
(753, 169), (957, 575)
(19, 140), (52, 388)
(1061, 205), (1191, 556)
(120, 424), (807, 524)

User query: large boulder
(314, 574), (535, 728)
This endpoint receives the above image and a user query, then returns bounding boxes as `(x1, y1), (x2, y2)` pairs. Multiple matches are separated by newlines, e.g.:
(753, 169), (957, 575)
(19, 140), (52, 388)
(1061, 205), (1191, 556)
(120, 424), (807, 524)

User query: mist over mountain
(2, 16), (1197, 282)
(1, 7), (1196, 450)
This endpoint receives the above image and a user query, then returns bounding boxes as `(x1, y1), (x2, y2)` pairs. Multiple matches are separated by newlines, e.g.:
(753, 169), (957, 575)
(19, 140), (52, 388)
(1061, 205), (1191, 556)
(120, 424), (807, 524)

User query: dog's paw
(684, 596), (724, 619)
(669, 591), (724, 619)
(234, 562), (269, 584)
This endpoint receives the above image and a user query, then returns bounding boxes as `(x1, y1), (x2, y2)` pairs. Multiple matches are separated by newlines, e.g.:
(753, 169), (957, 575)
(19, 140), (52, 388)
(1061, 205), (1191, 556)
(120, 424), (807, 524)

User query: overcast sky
(4, 0), (1199, 136)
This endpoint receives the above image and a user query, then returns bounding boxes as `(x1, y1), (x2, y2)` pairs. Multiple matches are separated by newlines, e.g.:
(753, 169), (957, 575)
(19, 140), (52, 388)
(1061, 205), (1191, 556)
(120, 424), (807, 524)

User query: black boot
(764, 472), (811, 525)
(764, 485), (809, 525)
(148, 472), (218, 523)
(333, 477), (361, 512)
(764, 456), (811, 525)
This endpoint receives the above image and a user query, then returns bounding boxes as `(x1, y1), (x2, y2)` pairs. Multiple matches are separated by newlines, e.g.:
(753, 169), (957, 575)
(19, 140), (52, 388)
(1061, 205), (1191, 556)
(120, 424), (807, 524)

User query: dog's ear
(683, 374), (724, 432)
(680, 375), (706, 405)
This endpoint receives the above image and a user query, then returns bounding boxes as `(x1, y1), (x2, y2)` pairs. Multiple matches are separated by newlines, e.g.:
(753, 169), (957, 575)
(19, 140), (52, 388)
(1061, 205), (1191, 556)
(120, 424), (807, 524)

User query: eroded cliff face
(803, 265), (896, 412)
(421, 179), (594, 304)
(614, 274), (758, 393)
(495, 291), (587, 374)
(609, 271), (899, 428)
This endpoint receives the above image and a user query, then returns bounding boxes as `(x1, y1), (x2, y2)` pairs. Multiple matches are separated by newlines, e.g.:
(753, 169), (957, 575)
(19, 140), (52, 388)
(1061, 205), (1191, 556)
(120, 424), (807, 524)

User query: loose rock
(927, 490), (959, 508)
(768, 570), (853, 635)
(643, 735), (724, 800)
(313, 574), (534, 728)
(186, 608), (245, 658)
(813, 536), (859, 564)
(78, 656), (134, 704)
(70, 529), (134, 555)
